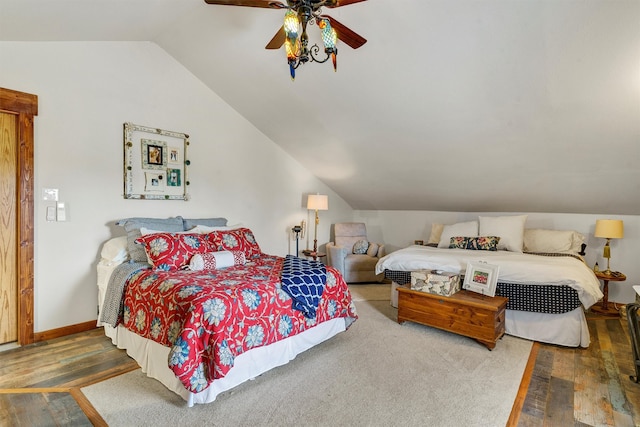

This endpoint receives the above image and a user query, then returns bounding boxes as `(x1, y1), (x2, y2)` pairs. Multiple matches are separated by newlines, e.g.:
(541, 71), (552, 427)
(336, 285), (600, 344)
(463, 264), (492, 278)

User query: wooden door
(0, 110), (18, 344)
(0, 88), (37, 346)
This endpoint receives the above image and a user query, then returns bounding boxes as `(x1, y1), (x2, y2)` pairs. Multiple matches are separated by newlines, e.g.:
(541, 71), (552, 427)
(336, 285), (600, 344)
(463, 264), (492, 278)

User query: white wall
(355, 210), (640, 304)
(0, 41), (354, 333)
(2, 41), (637, 333)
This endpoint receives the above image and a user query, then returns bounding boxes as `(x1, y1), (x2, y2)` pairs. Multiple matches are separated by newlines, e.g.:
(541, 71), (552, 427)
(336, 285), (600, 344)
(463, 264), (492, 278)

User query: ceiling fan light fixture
(284, 9), (300, 36)
(203, 0), (367, 79)
(283, 8), (338, 80)
(284, 9), (302, 80)
(319, 18), (337, 71)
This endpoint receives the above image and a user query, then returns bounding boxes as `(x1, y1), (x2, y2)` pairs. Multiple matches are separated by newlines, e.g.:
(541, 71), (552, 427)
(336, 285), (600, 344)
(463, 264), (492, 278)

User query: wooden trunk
(397, 287), (507, 350)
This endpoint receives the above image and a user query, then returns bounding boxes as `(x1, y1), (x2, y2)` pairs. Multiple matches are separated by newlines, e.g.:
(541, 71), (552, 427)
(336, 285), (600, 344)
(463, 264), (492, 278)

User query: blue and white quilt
(281, 255), (327, 319)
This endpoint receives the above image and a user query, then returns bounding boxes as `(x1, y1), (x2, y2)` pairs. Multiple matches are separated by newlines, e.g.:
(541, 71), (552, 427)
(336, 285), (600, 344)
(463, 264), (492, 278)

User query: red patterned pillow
(135, 232), (211, 271)
(206, 227), (262, 259)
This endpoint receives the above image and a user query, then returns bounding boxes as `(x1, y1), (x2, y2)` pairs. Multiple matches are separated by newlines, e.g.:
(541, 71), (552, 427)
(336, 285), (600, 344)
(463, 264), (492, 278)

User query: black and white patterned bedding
(378, 246), (602, 313)
(385, 270), (582, 314)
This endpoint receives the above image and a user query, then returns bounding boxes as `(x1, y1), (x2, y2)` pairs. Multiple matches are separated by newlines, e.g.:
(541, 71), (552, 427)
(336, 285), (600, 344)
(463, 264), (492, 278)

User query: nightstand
(591, 271), (626, 316)
(301, 249), (326, 261)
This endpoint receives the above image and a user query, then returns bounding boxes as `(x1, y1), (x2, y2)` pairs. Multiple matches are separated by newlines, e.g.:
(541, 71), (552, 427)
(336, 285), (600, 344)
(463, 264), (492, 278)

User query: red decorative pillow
(206, 227), (262, 259)
(135, 232), (211, 271)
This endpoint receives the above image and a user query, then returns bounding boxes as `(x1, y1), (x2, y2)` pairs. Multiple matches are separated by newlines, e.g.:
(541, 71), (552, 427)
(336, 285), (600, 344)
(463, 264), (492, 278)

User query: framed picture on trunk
(463, 261), (499, 297)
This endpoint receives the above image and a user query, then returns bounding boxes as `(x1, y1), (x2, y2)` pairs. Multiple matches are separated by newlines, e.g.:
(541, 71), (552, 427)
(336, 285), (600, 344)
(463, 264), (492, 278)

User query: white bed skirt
(390, 281), (590, 348)
(103, 317), (346, 407)
(505, 306), (589, 348)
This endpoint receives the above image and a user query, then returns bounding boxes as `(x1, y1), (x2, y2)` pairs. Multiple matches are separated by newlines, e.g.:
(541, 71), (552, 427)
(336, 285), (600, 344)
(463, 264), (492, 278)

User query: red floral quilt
(121, 254), (357, 393)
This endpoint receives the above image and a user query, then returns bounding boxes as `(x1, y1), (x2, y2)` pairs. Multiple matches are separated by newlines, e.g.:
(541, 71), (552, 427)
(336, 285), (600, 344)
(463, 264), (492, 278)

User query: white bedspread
(376, 246), (602, 308)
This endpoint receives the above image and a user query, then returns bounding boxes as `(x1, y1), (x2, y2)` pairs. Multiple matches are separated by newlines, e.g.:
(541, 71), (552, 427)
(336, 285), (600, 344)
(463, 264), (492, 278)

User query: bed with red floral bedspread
(120, 254), (357, 394)
(98, 223), (357, 405)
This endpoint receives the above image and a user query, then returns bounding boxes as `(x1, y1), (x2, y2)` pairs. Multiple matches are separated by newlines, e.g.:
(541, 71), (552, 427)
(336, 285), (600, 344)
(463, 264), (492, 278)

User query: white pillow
(524, 229), (585, 254)
(478, 215), (527, 252)
(139, 227), (195, 236)
(100, 236), (129, 264)
(428, 223), (444, 245)
(437, 221), (479, 248)
(570, 231), (586, 254)
(189, 251), (246, 271)
(367, 243), (379, 257)
(189, 223), (244, 233)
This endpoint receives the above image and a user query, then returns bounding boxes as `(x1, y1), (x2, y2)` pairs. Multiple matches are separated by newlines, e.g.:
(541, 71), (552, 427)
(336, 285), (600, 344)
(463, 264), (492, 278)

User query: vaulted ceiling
(1, 0), (639, 214)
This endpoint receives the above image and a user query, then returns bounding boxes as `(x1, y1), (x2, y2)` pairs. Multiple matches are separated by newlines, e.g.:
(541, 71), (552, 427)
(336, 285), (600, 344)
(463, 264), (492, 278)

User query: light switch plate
(56, 202), (66, 221)
(43, 188), (58, 201)
(46, 206), (56, 221)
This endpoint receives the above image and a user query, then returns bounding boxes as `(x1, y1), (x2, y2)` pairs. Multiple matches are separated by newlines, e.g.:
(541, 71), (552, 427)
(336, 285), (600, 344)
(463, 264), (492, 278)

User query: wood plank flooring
(0, 328), (138, 426)
(0, 315), (638, 426)
(513, 313), (640, 426)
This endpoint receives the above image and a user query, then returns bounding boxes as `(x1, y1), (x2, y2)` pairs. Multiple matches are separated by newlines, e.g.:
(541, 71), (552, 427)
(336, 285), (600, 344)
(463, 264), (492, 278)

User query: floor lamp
(307, 194), (328, 254)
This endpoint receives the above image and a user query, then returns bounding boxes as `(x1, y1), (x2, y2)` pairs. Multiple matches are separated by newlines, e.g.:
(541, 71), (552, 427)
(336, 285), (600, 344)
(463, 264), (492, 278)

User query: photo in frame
(141, 139), (167, 170)
(144, 171), (165, 192)
(463, 261), (500, 297)
(168, 147), (181, 165)
(167, 169), (181, 187)
(123, 122), (190, 200)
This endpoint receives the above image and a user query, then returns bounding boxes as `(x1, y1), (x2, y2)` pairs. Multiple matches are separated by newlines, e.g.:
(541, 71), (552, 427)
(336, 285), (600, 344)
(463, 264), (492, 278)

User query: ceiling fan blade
(324, 0), (367, 8)
(204, 0), (286, 8)
(324, 16), (367, 49)
(265, 26), (286, 49)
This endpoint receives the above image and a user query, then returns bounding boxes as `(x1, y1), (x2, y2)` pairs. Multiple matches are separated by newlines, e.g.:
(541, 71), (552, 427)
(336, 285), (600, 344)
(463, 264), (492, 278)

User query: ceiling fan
(204, 0), (368, 80)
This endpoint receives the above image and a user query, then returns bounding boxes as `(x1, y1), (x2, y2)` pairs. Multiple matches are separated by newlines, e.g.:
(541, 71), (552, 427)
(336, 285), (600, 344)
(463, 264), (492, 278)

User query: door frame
(0, 87), (37, 346)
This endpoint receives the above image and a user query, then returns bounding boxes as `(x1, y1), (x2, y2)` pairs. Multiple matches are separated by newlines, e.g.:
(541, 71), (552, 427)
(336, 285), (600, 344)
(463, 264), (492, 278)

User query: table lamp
(307, 194), (328, 254)
(594, 219), (624, 274)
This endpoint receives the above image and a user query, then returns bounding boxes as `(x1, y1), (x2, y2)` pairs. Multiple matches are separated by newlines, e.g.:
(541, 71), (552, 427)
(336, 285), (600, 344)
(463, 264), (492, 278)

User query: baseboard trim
(34, 320), (98, 343)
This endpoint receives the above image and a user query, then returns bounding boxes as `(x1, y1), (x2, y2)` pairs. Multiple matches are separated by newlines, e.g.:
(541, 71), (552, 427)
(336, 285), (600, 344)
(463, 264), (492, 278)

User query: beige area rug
(347, 283), (393, 301)
(82, 284), (532, 427)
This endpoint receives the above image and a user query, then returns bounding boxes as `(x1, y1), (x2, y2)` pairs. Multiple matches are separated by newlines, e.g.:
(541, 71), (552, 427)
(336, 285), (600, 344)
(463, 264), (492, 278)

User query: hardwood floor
(0, 328), (138, 426)
(0, 315), (638, 426)
(511, 312), (640, 426)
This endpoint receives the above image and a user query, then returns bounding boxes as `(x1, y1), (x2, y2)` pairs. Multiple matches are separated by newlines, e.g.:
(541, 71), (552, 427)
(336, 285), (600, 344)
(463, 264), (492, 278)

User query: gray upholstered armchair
(326, 222), (386, 283)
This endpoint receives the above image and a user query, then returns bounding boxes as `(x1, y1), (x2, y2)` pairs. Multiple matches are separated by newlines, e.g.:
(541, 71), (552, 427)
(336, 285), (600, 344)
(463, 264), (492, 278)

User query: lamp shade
(594, 219), (624, 239)
(307, 194), (328, 211)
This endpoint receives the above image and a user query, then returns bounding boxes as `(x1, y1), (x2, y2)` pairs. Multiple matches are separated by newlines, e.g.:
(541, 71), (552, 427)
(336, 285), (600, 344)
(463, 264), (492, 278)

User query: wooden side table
(591, 271), (626, 316)
(301, 249), (326, 261)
